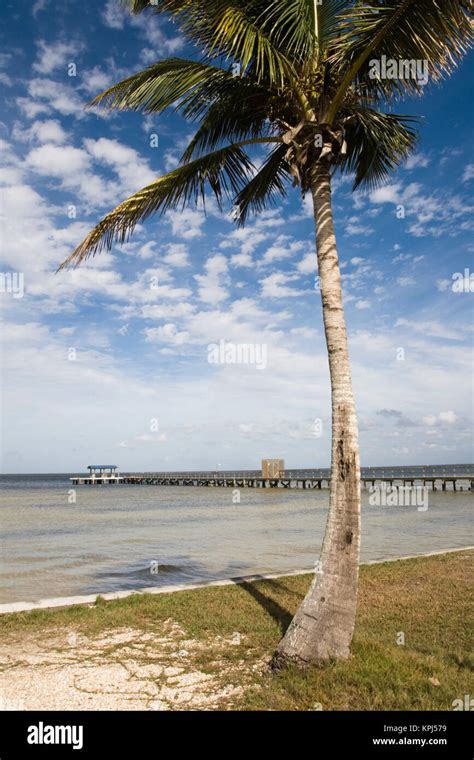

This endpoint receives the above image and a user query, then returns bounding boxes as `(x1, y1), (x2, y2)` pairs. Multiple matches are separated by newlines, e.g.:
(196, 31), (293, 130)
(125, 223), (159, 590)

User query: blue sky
(0, 0), (473, 473)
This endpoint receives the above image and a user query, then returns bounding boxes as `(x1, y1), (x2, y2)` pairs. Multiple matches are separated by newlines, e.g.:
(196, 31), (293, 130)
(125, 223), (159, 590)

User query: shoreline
(1, 545), (472, 616)
(0, 550), (472, 711)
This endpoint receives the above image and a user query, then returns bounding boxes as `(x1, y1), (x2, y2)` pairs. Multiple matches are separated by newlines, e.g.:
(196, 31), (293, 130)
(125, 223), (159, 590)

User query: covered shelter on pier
(87, 465), (119, 477)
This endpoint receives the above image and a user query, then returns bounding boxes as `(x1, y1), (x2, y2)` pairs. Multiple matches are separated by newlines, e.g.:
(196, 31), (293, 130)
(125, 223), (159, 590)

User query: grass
(1, 550), (472, 710)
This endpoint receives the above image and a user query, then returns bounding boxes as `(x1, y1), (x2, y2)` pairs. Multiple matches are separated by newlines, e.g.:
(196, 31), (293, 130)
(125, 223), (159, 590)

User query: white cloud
(136, 242), (156, 260)
(220, 226), (268, 257)
(395, 318), (461, 341)
(16, 97), (50, 119)
(168, 208), (206, 240)
(24, 137), (159, 210)
(102, 0), (126, 29)
(194, 254), (229, 303)
(296, 252), (317, 274)
(133, 16), (184, 57)
(405, 153), (430, 170)
(145, 323), (190, 345)
(423, 411), (457, 426)
(133, 433), (167, 443)
(261, 236), (305, 264)
(370, 181), (473, 238)
(21, 78), (84, 118)
(32, 0), (49, 16)
(101, 0), (183, 53)
(345, 223), (374, 236)
(33, 40), (83, 75)
(27, 143), (91, 177)
(230, 252), (253, 268)
(163, 148), (180, 172)
(0, 182), (70, 271)
(84, 137), (157, 194)
(289, 192), (313, 221)
(163, 243), (189, 268)
(369, 184), (402, 204)
(142, 303), (195, 320)
(57, 326), (76, 337)
(462, 164), (474, 182)
(0, 141), (24, 185)
(29, 119), (68, 144)
(290, 326), (318, 339)
(439, 411), (457, 424)
(30, 264), (192, 306)
(260, 272), (301, 298)
(80, 65), (115, 95)
(1, 321), (50, 346)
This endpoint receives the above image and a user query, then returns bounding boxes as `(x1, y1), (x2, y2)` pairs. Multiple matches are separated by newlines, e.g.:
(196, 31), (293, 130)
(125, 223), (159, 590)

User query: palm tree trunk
(273, 162), (361, 668)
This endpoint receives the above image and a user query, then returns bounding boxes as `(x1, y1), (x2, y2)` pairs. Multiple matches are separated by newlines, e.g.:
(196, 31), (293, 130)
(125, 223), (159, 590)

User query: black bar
(0, 710), (472, 757)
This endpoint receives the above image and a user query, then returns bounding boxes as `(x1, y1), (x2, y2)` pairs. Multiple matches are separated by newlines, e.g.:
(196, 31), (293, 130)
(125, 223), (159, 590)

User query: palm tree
(60, 0), (472, 668)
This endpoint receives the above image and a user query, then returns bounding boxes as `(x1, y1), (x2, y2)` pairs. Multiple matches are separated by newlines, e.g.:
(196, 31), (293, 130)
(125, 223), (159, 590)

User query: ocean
(0, 472), (472, 604)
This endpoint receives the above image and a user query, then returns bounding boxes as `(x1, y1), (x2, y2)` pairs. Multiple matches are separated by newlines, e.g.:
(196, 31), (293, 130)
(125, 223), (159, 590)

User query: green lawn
(1, 550), (472, 710)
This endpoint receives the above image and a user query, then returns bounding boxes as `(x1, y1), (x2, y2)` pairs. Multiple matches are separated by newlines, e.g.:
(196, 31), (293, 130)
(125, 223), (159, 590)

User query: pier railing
(121, 465), (473, 478)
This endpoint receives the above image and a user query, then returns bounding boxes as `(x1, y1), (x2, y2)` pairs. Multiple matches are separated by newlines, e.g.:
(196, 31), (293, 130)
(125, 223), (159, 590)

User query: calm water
(0, 474), (472, 604)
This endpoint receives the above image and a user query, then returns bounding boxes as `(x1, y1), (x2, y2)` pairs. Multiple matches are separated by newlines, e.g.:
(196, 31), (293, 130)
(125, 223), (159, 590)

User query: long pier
(70, 467), (474, 491)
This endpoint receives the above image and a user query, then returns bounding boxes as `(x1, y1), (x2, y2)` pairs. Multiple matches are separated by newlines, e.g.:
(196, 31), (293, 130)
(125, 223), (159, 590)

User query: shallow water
(0, 475), (472, 603)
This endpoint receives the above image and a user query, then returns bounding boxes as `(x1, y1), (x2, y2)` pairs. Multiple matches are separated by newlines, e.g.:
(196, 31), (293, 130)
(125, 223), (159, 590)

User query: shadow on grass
(446, 652), (474, 671)
(236, 579), (295, 634)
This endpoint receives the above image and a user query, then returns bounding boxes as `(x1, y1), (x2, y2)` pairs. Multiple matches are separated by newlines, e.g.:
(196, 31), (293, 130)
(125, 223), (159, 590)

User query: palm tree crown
(59, 0), (472, 269)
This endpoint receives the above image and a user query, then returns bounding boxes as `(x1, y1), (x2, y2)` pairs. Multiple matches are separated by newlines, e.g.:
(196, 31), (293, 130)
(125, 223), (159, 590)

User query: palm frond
(329, 0), (473, 117)
(58, 144), (254, 269)
(200, 2), (295, 85)
(177, 68), (273, 122)
(258, 0), (317, 64)
(120, 0), (153, 10)
(340, 106), (419, 190)
(233, 143), (291, 224)
(122, 0), (297, 86)
(89, 58), (240, 114)
(260, 0), (349, 59)
(180, 82), (276, 160)
(315, 0), (352, 49)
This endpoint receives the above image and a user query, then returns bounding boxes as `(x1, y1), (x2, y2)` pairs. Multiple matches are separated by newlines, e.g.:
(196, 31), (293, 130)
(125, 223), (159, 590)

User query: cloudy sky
(0, 0), (473, 473)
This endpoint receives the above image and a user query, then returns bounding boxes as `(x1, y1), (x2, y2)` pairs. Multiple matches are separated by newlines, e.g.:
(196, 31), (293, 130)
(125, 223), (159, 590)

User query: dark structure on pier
(261, 459), (285, 479)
